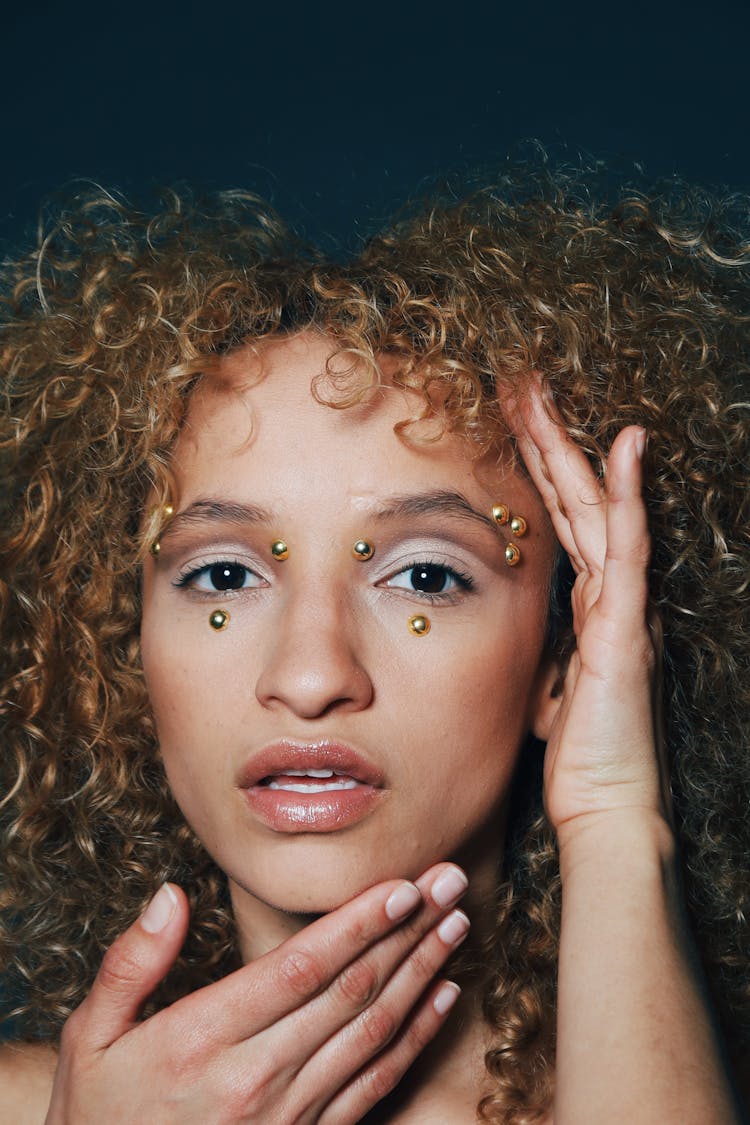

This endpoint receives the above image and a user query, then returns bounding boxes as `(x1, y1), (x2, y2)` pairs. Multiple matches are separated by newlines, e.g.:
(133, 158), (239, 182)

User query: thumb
(75, 883), (188, 1050)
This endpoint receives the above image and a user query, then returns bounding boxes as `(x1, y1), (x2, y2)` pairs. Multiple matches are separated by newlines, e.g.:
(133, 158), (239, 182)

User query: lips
(237, 740), (386, 833)
(237, 740), (385, 789)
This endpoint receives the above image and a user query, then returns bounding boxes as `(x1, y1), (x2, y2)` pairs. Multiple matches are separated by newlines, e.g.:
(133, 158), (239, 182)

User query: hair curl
(1, 167), (749, 1123)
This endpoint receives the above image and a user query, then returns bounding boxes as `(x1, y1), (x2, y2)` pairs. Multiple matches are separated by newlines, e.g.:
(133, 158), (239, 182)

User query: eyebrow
(159, 499), (273, 540)
(371, 490), (498, 533)
(161, 490), (498, 537)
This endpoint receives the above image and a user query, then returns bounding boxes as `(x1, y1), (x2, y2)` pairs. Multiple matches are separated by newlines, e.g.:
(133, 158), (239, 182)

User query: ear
(526, 652), (566, 742)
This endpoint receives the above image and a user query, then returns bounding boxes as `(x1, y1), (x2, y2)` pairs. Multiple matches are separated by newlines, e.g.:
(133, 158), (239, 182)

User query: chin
(227, 837), (427, 917)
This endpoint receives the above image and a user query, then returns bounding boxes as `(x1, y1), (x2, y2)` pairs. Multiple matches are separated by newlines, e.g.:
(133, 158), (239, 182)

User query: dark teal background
(1, 0), (749, 252)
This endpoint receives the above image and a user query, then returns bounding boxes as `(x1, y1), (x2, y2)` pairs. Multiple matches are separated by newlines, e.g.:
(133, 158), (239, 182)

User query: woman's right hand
(44, 863), (469, 1124)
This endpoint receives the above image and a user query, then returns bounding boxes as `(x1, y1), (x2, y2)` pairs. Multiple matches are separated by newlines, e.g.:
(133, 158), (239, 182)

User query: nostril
(254, 631), (374, 718)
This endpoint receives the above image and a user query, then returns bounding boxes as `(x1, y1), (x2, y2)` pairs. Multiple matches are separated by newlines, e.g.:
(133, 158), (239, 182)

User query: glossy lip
(237, 739), (387, 834)
(237, 739), (386, 789)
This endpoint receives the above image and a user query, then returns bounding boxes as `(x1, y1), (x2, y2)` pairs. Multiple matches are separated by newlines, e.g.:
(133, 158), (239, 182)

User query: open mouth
(262, 769), (360, 793)
(238, 741), (386, 832)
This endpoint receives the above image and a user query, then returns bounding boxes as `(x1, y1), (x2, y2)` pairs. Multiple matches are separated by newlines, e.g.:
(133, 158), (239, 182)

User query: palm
(509, 388), (665, 832)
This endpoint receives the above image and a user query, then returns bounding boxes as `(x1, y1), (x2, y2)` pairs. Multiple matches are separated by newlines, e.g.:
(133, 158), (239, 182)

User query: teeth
(268, 779), (359, 793)
(283, 769), (335, 778)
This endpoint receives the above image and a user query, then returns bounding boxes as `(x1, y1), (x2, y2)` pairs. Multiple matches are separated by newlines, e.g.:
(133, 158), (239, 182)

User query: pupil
(210, 563), (245, 591)
(412, 565), (447, 593)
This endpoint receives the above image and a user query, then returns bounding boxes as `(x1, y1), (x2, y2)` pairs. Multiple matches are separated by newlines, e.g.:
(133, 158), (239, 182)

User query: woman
(0, 169), (748, 1122)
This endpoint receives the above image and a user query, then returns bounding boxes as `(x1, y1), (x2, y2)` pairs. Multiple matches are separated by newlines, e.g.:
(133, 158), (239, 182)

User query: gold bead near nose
(209, 609), (230, 631)
(505, 543), (521, 567)
(352, 539), (375, 561)
(510, 515), (527, 537)
(492, 503), (510, 526)
(150, 539), (161, 556)
(408, 614), (431, 636)
(271, 540), (289, 561)
(164, 504), (174, 518)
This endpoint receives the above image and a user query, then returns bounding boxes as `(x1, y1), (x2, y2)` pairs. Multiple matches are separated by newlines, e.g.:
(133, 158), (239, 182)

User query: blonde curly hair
(1, 168), (749, 1123)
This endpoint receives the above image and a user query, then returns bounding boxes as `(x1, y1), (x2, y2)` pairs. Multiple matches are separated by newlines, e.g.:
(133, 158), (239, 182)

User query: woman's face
(141, 333), (558, 921)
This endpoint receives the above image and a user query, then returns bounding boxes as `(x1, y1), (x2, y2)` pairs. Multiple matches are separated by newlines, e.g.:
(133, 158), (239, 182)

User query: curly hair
(1, 167), (749, 1123)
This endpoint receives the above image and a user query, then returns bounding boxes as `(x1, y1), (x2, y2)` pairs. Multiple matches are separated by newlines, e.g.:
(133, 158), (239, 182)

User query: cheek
(386, 620), (545, 790)
(140, 619), (237, 772)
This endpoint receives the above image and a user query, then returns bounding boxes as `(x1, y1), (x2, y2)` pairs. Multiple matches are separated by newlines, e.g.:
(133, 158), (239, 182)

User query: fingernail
(634, 427), (647, 459)
(433, 981), (461, 1016)
(141, 883), (177, 933)
(385, 881), (422, 921)
(437, 909), (470, 947)
(430, 865), (468, 908)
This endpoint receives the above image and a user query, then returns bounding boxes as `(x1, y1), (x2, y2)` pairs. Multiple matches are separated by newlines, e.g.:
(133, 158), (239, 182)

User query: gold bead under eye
(352, 539), (375, 561)
(209, 609), (230, 631)
(505, 543), (521, 567)
(510, 515), (527, 537)
(492, 503), (510, 526)
(271, 540), (289, 561)
(408, 614), (431, 636)
(164, 504), (174, 518)
(150, 539), (161, 557)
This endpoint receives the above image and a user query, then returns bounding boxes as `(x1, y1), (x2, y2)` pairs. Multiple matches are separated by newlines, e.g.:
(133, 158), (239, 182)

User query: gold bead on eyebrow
(505, 543), (521, 567)
(492, 503), (527, 566)
(149, 503), (176, 558)
(352, 539), (375, 561)
(271, 540), (289, 561)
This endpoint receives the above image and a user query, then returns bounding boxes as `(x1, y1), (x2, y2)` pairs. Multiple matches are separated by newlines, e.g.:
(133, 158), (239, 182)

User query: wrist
(556, 806), (677, 884)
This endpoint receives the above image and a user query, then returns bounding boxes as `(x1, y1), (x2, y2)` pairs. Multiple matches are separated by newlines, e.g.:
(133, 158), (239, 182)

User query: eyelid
(173, 555), (267, 592)
(378, 557), (475, 601)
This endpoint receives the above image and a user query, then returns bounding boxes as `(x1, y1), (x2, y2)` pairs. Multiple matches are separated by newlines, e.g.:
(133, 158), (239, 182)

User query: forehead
(173, 332), (545, 522)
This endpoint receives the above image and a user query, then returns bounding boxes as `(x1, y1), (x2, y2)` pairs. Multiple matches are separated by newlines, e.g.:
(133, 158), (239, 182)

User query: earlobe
(527, 655), (565, 742)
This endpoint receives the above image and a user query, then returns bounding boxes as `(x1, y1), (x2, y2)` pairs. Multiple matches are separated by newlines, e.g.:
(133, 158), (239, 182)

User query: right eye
(176, 562), (264, 592)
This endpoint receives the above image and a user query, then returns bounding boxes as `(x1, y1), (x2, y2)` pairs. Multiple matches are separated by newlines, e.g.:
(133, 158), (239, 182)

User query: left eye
(386, 564), (462, 595)
(184, 562), (261, 592)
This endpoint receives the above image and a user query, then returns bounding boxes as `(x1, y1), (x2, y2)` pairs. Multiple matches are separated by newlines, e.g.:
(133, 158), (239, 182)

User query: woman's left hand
(510, 385), (668, 840)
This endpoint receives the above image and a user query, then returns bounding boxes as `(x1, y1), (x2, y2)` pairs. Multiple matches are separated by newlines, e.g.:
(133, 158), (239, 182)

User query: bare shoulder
(0, 1041), (57, 1123)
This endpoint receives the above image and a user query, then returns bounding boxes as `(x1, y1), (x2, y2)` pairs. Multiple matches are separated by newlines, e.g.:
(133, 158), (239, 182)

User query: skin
(140, 331), (560, 952)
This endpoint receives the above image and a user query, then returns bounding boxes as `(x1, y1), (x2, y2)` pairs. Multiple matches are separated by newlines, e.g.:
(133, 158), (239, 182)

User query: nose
(254, 587), (374, 719)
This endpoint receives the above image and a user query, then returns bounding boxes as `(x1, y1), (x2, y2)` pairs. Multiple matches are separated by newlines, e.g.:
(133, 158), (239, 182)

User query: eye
(385, 562), (471, 596)
(176, 561), (263, 592)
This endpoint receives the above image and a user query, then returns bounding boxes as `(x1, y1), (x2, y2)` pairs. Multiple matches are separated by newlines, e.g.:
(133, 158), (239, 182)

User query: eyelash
(382, 558), (474, 603)
(173, 558), (264, 594)
(173, 556), (475, 602)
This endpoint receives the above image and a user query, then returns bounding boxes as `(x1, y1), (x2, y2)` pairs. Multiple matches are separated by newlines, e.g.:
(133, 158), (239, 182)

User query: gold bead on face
(149, 503), (175, 557)
(271, 540), (289, 561)
(408, 614), (431, 636)
(352, 539), (375, 561)
(492, 503), (510, 526)
(510, 515), (527, 537)
(209, 609), (230, 631)
(505, 543), (521, 567)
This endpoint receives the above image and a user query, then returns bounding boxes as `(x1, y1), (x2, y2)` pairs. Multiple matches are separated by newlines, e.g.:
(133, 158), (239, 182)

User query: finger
(267, 866), (468, 1075)
(514, 429), (582, 566)
(190, 873), (430, 1041)
(299, 906), (469, 1112)
(68, 883), (189, 1051)
(318, 979), (461, 1125)
(597, 426), (651, 632)
(513, 387), (607, 571)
